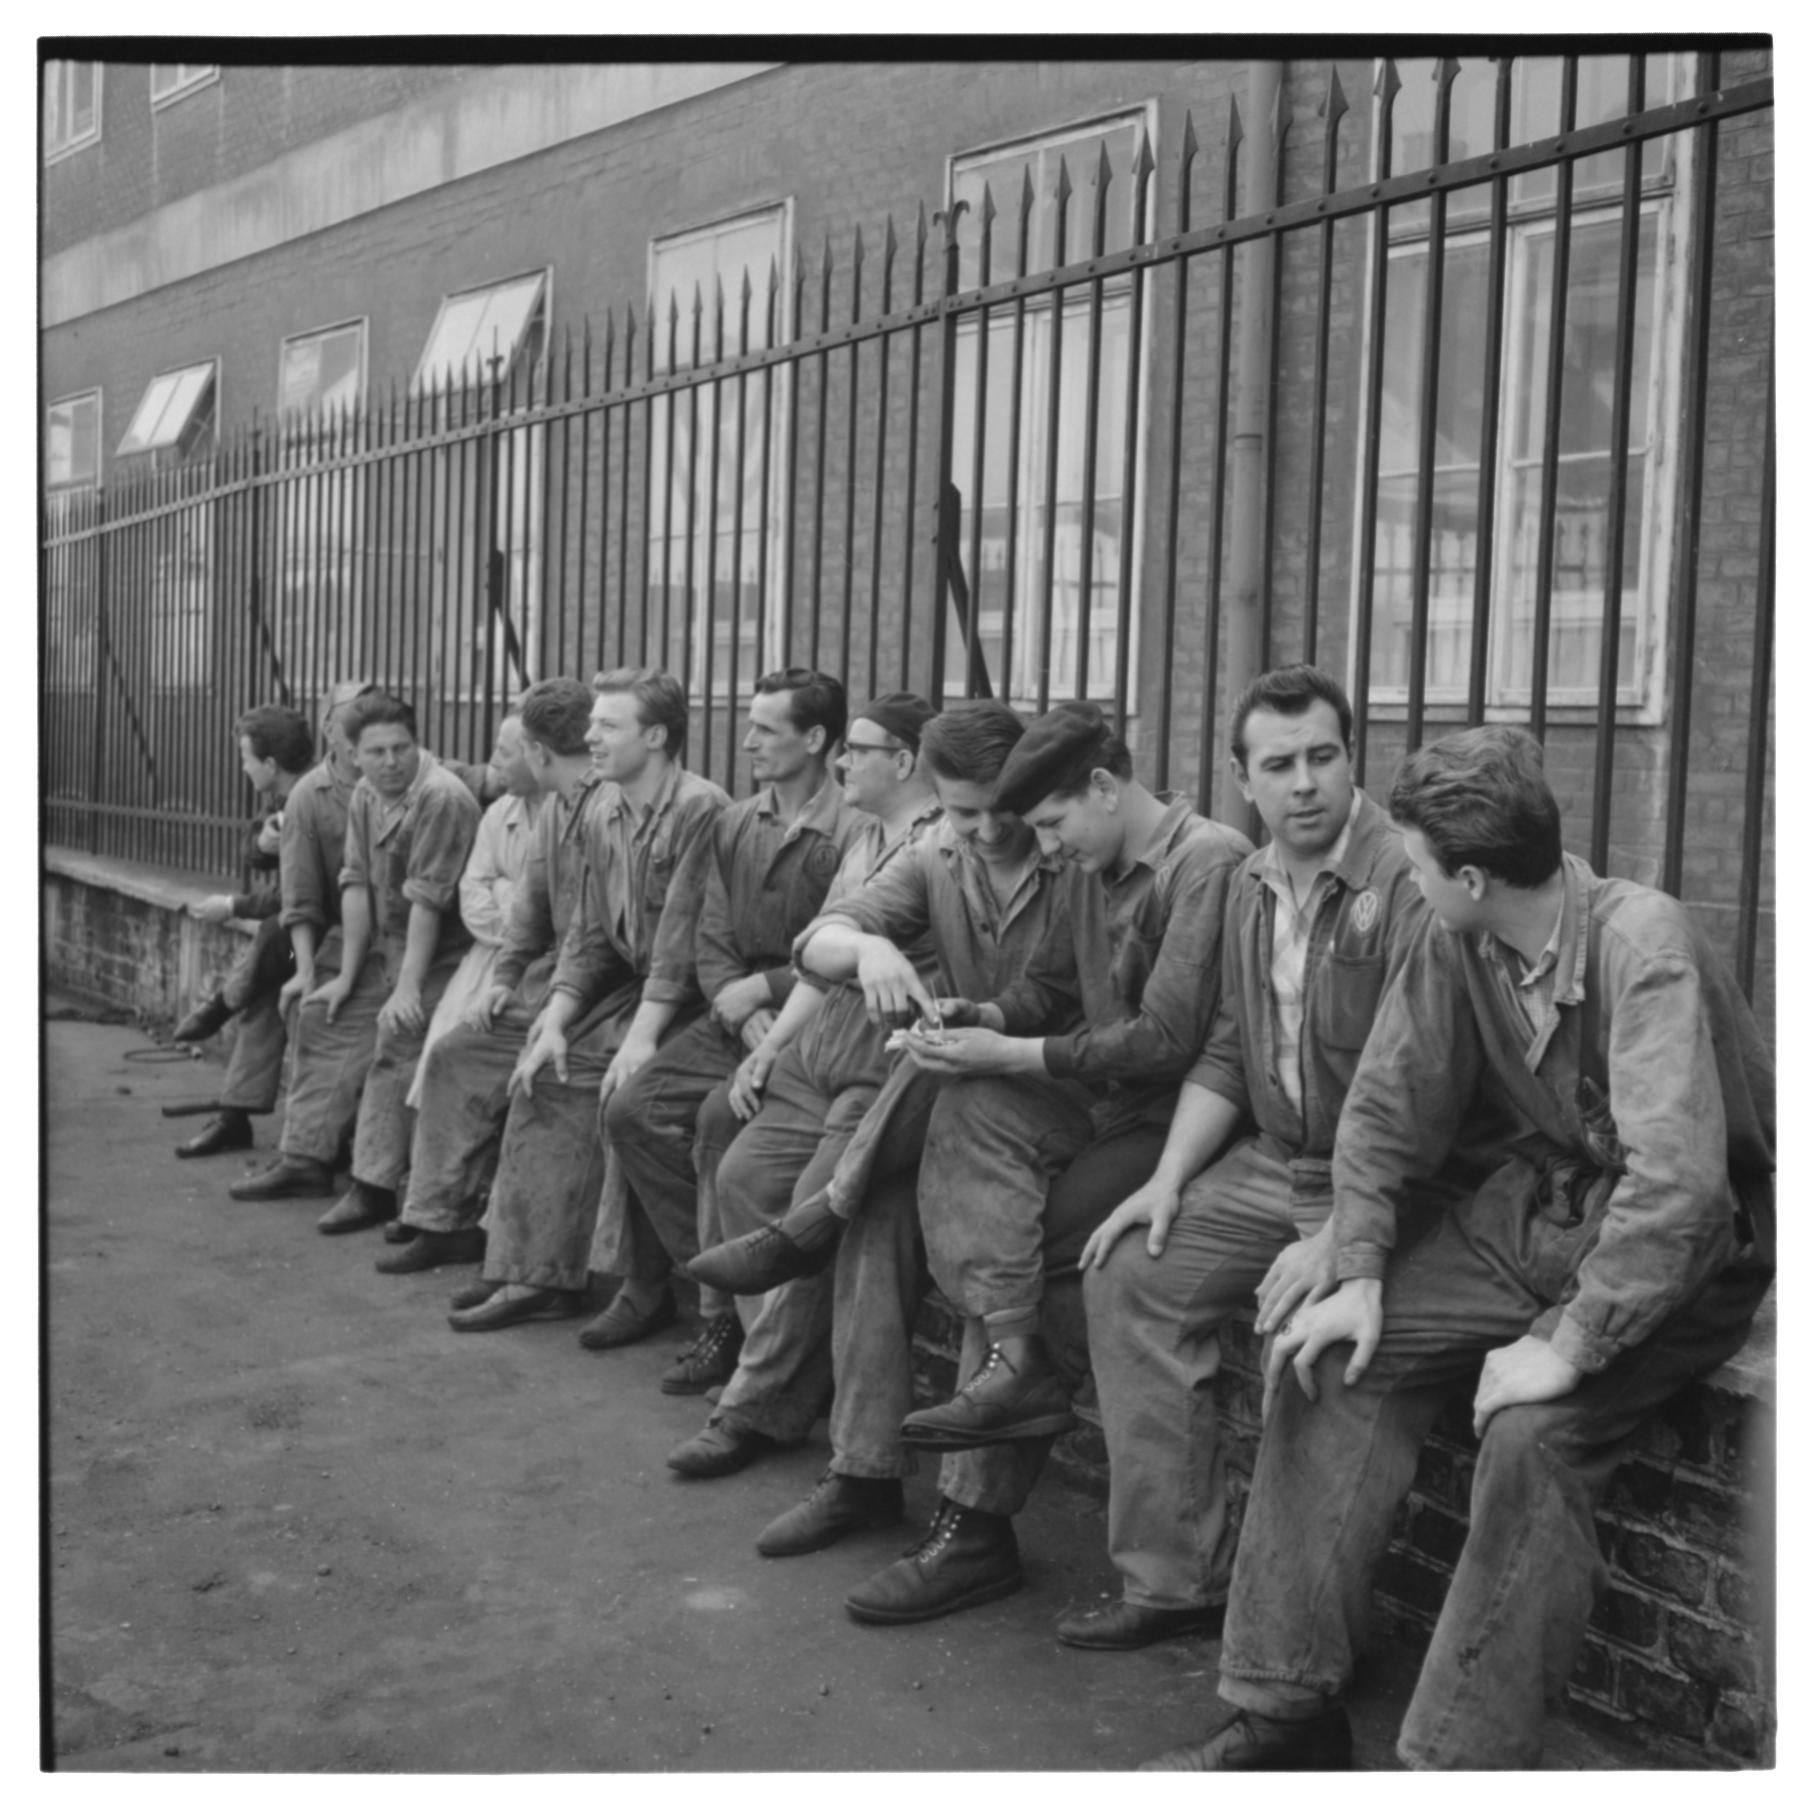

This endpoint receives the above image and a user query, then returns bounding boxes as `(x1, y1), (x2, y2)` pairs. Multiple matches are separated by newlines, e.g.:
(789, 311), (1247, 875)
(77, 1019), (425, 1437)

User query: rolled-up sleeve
(796, 843), (934, 970)
(339, 791), (372, 892)
(401, 784), (480, 911)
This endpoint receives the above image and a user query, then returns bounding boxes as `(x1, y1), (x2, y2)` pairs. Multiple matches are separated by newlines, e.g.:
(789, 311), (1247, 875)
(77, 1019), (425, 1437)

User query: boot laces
(905, 1501), (963, 1564)
(955, 1343), (1016, 1399)
(680, 1313), (737, 1364)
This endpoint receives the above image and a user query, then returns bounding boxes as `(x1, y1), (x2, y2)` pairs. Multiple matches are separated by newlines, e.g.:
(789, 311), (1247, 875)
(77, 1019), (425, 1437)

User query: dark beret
(855, 691), (938, 753)
(994, 701), (1113, 816)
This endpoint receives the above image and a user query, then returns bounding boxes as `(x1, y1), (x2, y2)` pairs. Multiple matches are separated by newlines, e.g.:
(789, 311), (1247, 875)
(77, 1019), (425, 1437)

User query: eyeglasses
(842, 740), (904, 757)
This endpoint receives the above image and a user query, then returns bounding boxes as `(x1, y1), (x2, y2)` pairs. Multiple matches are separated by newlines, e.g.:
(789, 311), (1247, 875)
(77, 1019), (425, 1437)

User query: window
(1364, 55), (1688, 714)
(150, 65), (218, 106)
(47, 391), (101, 491)
(118, 362), (217, 460)
(648, 205), (791, 695)
(944, 110), (1152, 704)
(415, 271), (547, 393)
(279, 320), (366, 420)
(44, 60), (100, 160)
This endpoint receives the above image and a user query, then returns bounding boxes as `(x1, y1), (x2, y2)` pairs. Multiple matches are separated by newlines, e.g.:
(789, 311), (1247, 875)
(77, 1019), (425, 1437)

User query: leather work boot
(1055, 1598), (1226, 1650)
(757, 1471), (906, 1558)
(659, 1312), (746, 1394)
(1139, 1707), (1354, 1771)
(898, 1335), (1078, 1449)
(374, 1227), (486, 1275)
(685, 1192), (843, 1295)
(577, 1284), (677, 1351)
(172, 993), (232, 1044)
(449, 1277), (501, 1312)
(175, 1109), (254, 1159)
(843, 1497), (1022, 1625)
(317, 1180), (398, 1236)
(228, 1155), (335, 1201)
(666, 1421), (774, 1479)
(381, 1220), (420, 1245)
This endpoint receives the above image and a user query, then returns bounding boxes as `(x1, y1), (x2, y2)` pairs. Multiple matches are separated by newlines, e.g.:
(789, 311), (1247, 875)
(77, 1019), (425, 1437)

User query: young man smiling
(1145, 725), (1774, 1771)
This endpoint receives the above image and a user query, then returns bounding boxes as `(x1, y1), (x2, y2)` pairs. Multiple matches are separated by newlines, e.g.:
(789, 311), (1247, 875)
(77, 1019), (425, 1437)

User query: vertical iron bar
(754, 261), (777, 714)
(898, 205), (927, 692)
(1258, 88), (1291, 671)
(701, 279), (726, 773)
(782, 248), (806, 670)
(1735, 361), (1774, 999)
(840, 225), (863, 696)
(658, 298), (680, 674)
(682, 288), (704, 708)
(809, 233), (833, 673)
(1112, 133), (1153, 740)
(89, 485), (109, 854)
(1035, 159), (1072, 712)
(930, 197), (969, 705)
(963, 189), (995, 702)
(1074, 143), (1112, 701)
(1001, 168), (1034, 705)
(1156, 117), (1199, 788)
(867, 220), (897, 702)
(726, 271), (752, 773)
(1302, 71), (1348, 666)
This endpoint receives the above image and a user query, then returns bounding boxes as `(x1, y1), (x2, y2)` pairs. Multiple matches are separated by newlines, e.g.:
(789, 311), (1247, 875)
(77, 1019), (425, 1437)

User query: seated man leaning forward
(445, 668), (730, 1331)
(296, 690), (482, 1236)
(172, 703), (315, 1158)
(837, 702), (1251, 1626)
(1071, 664), (1474, 1651)
(1142, 725), (1775, 1772)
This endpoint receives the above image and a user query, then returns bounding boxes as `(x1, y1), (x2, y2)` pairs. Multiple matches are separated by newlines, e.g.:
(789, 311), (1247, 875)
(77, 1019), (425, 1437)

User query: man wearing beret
(841, 699), (1251, 1624)
(661, 693), (943, 1478)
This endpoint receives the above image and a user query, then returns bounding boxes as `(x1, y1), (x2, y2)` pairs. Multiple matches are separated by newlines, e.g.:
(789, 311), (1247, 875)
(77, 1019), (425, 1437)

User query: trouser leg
(401, 1012), (529, 1233)
(279, 946), (379, 1166)
(689, 1082), (743, 1321)
(351, 957), (459, 1190)
(218, 988), (288, 1113)
(220, 916), (293, 1013)
(942, 1120), (1167, 1517)
(479, 1006), (627, 1293)
(1086, 1136), (1313, 1610)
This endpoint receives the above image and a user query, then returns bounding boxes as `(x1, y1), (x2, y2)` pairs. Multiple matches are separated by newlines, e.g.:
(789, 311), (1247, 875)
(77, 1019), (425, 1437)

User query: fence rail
(42, 54), (1774, 1005)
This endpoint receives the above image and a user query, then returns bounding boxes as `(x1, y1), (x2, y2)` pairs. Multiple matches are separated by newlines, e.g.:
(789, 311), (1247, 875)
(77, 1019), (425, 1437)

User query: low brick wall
(50, 845), (1775, 1766)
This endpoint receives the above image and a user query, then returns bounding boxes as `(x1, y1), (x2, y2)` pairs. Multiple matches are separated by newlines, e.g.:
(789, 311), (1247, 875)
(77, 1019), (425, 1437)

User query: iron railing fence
(42, 55), (1774, 1000)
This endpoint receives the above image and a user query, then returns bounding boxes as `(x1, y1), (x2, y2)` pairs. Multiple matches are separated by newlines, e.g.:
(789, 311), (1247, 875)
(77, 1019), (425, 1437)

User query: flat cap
(994, 700), (1114, 815)
(854, 691), (938, 753)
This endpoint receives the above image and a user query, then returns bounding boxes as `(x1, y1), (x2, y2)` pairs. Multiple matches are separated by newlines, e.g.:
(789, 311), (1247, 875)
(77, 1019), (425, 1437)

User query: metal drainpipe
(1219, 60), (1283, 833)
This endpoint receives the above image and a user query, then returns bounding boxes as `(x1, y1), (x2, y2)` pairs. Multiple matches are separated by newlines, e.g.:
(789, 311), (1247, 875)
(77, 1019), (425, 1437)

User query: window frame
(413, 268), (552, 396)
(1348, 54), (1694, 727)
(149, 64), (219, 109)
(46, 388), (103, 493)
(276, 317), (369, 424)
(44, 59), (102, 163)
(942, 103), (1158, 712)
(116, 359), (220, 462)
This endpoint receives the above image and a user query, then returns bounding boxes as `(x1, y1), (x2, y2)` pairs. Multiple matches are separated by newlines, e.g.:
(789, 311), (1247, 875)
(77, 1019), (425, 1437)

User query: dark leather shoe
(448, 1286), (583, 1333)
(374, 1228), (486, 1275)
(685, 1221), (839, 1295)
(758, 1471), (905, 1558)
(229, 1156), (335, 1201)
(1139, 1708), (1354, 1771)
(1056, 1599), (1226, 1650)
(175, 1110), (253, 1159)
(899, 1337), (1078, 1449)
(666, 1421), (773, 1479)
(844, 1498), (1022, 1624)
(449, 1277), (501, 1312)
(659, 1313), (745, 1394)
(172, 993), (232, 1043)
(381, 1220), (419, 1245)
(576, 1287), (676, 1351)
(317, 1181), (398, 1236)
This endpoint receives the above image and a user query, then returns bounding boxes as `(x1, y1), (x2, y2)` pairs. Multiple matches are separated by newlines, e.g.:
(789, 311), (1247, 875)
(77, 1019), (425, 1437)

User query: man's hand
(853, 942), (938, 1029)
(510, 1021), (568, 1099)
(598, 1029), (657, 1111)
(1079, 1173), (1183, 1271)
(739, 1007), (777, 1053)
(710, 974), (771, 1036)
(256, 816), (284, 857)
(729, 1040), (779, 1121)
(279, 967), (315, 1015)
(189, 894), (236, 925)
(1472, 1335), (1583, 1439)
(307, 973), (356, 1024)
(1253, 1224), (1338, 1335)
(378, 983), (425, 1038)
(466, 983), (515, 1034)
(1262, 1278), (1384, 1418)
(897, 1025), (1023, 1077)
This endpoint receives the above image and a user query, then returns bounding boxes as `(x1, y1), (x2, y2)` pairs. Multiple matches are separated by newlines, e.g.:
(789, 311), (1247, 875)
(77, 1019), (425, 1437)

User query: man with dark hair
(1069, 665), (1458, 1651)
(586, 669), (859, 1367)
(447, 668), (730, 1330)
(1145, 724), (1774, 1771)
(660, 692), (943, 1477)
(172, 704), (317, 1158)
(835, 701), (1250, 1625)
(245, 691), (482, 1231)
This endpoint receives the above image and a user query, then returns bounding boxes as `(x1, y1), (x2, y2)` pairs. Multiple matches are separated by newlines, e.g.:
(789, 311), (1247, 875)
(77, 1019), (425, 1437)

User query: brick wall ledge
(46, 844), (258, 933)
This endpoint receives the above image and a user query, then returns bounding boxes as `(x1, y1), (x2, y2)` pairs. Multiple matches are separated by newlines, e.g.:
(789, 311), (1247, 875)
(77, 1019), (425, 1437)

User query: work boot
(899, 1334), (1077, 1449)
(229, 1155), (335, 1201)
(576, 1283), (676, 1351)
(757, 1471), (905, 1558)
(1055, 1598), (1226, 1650)
(843, 1498), (1022, 1624)
(317, 1180), (398, 1236)
(381, 1220), (419, 1245)
(1139, 1708), (1354, 1771)
(449, 1277), (502, 1312)
(659, 1312), (745, 1394)
(175, 1109), (254, 1159)
(685, 1191), (842, 1294)
(374, 1227), (486, 1274)
(172, 993), (232, 1044)
(666, 1421), (774, 1480)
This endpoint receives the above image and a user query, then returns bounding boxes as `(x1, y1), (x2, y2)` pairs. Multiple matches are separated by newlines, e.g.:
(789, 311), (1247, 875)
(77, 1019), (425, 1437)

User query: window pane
(71, 62), (95, 137)
(119, 373), (179, 454)
(281, 325), (364, 418)
(416, 275), (543, 392)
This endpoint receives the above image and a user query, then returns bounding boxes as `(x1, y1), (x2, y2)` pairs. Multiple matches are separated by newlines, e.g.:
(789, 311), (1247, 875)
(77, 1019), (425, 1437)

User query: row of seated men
(173, 660), (1774, 1771)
